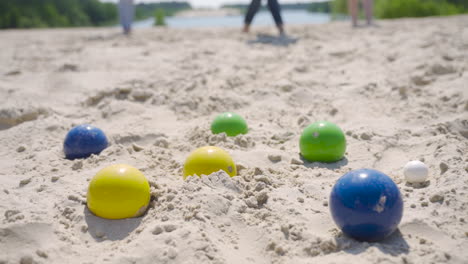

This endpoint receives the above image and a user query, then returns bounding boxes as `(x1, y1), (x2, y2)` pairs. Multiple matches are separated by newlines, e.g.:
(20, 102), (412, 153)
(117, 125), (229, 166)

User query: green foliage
(154, 9), (166, 26)
(330, 0), (467, 18)
(331, 0), (348, 15)
(308, 2), (332, 13)
(0, 0), (191, 29)
(446, 0), (468, 10)
(0, 0), (117, 29)
(376, 0), (463, 18)
(136, 2), (191, 20)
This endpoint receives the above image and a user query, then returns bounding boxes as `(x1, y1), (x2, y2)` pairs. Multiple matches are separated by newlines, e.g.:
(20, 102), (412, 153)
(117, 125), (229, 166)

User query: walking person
(119, 0), (135, 35)
(348, 0), (374, 27)
(243, 0), (285, 35)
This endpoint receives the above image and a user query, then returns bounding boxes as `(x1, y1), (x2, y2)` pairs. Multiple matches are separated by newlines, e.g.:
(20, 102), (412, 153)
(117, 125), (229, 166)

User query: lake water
(133, 10), (330, 28)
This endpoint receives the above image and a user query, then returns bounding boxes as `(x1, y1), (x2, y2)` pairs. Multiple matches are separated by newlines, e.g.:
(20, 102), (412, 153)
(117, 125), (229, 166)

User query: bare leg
(363, 0), (374, 25)
(348, 0), (359, 27)
(277, 25), (285, 35)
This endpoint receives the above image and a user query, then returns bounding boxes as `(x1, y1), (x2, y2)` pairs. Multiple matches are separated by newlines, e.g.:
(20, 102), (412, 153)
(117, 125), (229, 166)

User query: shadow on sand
(0, 123), (11, 131)
(300, 155), (349, 169)
(247, 33), (299, 47)
(405, 181), (430, 189)
(335, 230), (410, 256)
(84, 207), (143, 241)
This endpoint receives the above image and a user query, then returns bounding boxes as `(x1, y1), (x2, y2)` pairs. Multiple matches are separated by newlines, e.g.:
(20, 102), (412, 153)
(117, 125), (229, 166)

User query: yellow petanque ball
(183, 146), (237, 179)
(87, 164), (150, 220)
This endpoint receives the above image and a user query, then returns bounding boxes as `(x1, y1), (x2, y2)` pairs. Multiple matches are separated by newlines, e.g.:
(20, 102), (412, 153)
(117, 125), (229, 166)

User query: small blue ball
(63, 124), (108, 160)
(330, 169), (403, 242)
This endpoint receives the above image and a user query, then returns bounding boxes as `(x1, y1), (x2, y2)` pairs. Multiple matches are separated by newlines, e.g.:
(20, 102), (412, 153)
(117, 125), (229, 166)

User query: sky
(102, 0), (325, 8)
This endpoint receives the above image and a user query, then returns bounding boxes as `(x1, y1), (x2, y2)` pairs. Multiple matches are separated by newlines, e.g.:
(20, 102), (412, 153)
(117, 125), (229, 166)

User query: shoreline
(175, 8), (242, 17)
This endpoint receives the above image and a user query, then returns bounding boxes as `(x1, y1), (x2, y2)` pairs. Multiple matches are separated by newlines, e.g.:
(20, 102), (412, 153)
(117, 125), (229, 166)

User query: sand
(0, 15), (467, 264)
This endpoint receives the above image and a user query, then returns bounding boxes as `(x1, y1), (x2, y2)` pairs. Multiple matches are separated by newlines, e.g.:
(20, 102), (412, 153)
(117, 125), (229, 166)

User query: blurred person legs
(243, 0), (284, 35)
(363, 0), (374, 25)
(348, 0), (359, 27)
(348, 0), (374, 27)
(244, 0), (261, 33)
(119, 0), (134, 35)
(268, 0), (285, 35)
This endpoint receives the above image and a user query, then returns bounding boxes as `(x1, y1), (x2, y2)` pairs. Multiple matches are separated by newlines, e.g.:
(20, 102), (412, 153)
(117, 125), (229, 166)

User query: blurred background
(0, 0), (467, 29)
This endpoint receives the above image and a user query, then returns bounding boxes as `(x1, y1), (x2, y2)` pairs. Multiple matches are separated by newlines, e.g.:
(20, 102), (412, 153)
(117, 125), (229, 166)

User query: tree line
(136, 2), (191, 20)
(224, 0), (467, 18)
(1, 0), (466, 29)
(0, 0), (117, 29)
(0, 0), (192, 29)
(330, 0), (468, 18)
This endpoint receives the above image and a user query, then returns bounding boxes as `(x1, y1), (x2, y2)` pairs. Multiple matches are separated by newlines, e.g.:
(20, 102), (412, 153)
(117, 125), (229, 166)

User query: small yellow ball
(87, 164), (150, 220)
(183, 146), (236, 179)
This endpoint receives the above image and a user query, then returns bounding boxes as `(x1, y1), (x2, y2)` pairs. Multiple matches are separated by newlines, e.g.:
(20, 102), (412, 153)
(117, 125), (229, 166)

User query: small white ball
(404, 160), (429, 183)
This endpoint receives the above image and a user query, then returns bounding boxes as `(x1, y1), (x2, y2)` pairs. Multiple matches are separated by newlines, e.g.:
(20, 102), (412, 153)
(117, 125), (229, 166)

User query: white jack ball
(404, 160), (429, 183)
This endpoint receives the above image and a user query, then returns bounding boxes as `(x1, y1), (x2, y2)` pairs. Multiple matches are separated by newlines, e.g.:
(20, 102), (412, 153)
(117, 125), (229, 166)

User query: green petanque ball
(211, 112), (248, 137)
(300, 121), (346, 163)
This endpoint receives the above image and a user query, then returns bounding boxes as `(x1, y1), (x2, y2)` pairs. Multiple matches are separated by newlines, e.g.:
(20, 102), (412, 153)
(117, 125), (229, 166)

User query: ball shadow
(335, 229), (410, 256)
(405, 181), (430, 189)
(84, 207), (142, 241)
(299, 154), (349, 169)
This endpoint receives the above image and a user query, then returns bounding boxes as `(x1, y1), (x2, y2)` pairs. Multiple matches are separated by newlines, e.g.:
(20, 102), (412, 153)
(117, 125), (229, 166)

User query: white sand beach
(0, 15), (467, 264)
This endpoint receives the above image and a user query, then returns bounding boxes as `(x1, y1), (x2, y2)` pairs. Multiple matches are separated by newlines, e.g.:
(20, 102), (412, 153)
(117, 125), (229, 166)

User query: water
(133, 10), (330, 28)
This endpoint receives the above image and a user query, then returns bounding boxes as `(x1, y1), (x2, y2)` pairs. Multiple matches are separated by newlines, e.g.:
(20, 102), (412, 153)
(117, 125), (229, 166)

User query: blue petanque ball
(63, 124), (108, 160)
(330, 169), (403, 242)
